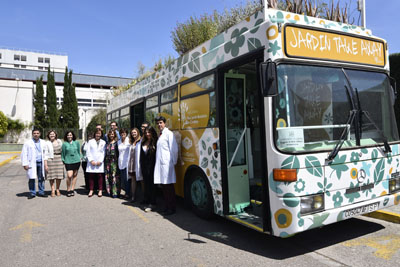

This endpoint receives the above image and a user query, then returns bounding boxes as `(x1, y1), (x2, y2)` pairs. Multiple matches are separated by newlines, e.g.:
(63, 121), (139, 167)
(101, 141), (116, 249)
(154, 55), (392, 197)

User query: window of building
(21, 65), (26, 68)
(0, 53), (2, 59)
(38, 57), (44, 63)
(38, 66), (43, 70)
(14, 55), (20, 61)
(45, 67), (49, 70)
(21, 55), (27, 61)
(146, 95), (158, 108)
(161, 87), (177, 104)
(45, 58), (50, 64)
(14, 64), (20, 68)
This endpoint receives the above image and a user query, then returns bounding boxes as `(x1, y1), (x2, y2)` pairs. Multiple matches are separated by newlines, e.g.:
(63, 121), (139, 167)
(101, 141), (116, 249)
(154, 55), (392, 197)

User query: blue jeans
(28, 162), (45, 196)
(120, 168), (131, 196)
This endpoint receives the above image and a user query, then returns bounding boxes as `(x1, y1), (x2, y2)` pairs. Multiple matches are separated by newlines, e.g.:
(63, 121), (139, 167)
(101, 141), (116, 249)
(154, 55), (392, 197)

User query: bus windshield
(274, 64), (399, 153)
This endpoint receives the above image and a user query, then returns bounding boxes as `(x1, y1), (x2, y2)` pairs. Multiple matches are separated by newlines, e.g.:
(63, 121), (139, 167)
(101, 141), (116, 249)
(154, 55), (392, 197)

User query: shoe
(88, 191), (94, 197)
(144, 206), (152, 212)
(67, 191), (71, 197)
(98, 192), (103, 197)
(163, 209), (176, 216)
(56, 190), (61, 197)
(37, 194), (48, 198)
(130, 197), (136, 203)
(71, 191), (75, 197)
(28, 195), (36, 199)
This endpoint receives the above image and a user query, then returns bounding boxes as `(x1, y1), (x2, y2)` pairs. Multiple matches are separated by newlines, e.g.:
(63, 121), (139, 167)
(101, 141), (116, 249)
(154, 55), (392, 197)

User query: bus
(107, 6), (399, 237)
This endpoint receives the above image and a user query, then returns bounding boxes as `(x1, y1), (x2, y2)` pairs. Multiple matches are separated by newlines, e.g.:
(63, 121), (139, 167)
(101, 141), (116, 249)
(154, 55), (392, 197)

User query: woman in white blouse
(86, 129), (106, 197)
(118, 129), (131, 199)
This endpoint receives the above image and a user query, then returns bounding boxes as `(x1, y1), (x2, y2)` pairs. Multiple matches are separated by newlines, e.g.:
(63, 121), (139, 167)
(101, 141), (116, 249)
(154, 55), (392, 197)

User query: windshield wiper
(361, 110), (392, 153)
(326, 110), (357, 163)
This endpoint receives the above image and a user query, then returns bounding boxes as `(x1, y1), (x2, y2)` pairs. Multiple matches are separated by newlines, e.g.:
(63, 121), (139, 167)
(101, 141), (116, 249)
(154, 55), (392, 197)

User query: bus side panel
(175, 128), (223, 216)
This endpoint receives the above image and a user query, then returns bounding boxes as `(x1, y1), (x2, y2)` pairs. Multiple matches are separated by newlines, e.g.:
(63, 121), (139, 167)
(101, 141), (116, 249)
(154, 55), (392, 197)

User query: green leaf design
(208, 147), (212, 155)
(305, 156), (323, 177)
(250, 19), (263, 34)
(201, 157), (209, 168)
(247, 38), (262, 51)
(374, 158), (385, 185)
(361, 148), (368, 154)
(201, 140), (206, 151)
(188, 52), (201, 73)
(329, 155), (348, 180)
(281, 156), (300, 173)
(307, 213), (329, 229)
(371, 149), (378, 163)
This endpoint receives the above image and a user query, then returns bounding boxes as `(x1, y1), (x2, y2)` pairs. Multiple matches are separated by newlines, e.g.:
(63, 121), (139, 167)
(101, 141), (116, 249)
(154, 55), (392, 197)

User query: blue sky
(1, 0), (399, 78)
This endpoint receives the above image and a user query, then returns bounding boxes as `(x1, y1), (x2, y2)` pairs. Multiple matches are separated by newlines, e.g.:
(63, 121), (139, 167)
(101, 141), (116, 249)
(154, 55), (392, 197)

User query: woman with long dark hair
(140, 126), (158, 211)
(127, 127), (141, 202)
(61, 131), (81, 197)
(105, 129), (120, 198)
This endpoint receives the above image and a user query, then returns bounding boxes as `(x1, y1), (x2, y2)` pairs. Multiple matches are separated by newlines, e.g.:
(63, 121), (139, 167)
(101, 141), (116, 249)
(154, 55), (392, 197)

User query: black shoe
(28, 195), (36, 199)
(37, 194), (48, 198)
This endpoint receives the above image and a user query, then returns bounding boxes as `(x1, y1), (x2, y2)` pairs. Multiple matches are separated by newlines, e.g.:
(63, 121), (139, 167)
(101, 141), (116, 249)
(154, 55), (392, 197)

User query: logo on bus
(357, 169), (366, 184)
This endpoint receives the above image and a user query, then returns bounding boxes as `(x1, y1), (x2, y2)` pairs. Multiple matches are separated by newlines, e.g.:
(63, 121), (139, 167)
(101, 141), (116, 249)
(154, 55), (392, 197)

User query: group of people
(21, 116), (179, 215)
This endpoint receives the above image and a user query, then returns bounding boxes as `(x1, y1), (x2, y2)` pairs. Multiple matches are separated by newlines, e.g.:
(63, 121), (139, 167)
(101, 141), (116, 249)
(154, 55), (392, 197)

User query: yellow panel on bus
(283, 25), (385, 67)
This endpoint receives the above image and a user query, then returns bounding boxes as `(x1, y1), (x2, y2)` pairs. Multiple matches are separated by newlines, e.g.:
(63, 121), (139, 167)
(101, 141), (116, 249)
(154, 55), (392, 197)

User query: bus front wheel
(188, 169), (214, 219)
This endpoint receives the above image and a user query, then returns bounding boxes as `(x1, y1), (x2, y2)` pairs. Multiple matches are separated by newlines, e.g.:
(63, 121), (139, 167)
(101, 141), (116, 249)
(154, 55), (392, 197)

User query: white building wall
(0, 79), (33, 123)
(0, 48), (68, 73)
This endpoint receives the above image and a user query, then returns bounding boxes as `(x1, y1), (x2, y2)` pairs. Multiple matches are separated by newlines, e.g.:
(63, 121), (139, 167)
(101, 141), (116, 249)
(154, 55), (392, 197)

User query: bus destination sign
(283, 25), (385, 67)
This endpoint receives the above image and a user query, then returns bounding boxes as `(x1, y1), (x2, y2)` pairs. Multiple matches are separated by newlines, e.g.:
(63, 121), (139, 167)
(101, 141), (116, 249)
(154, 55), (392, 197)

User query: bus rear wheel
(188, 170), (214, 219)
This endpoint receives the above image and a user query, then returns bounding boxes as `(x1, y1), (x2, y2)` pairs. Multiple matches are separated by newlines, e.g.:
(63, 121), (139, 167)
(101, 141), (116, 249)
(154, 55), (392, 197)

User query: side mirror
(261, 60), (278, 96)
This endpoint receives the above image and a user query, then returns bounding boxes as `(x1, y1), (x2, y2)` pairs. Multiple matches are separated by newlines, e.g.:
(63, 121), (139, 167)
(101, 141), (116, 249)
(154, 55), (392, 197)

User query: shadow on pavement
(159, 198), (385, 260)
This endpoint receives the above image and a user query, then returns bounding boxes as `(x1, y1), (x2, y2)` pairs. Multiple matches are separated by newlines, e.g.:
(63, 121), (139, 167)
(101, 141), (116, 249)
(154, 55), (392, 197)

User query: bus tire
(187, 169), (214, 219)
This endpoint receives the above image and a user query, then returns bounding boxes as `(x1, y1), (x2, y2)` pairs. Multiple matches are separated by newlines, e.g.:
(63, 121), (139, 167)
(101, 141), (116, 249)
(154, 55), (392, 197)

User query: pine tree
(33, 76), (45, 130)
(45, 68), (59, 128)
(61, 67), (71, 128)
(69, 69), (79, 129)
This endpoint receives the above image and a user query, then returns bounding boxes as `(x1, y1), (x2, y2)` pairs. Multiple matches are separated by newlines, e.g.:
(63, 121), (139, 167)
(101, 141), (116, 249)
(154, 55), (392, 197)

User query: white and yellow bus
(107, 6), (399, 237)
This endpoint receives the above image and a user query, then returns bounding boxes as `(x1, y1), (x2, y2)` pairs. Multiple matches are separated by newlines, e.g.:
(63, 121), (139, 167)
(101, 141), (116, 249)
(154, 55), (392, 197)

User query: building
(0, 47), (68, 73)
(0, 48), (132, 142)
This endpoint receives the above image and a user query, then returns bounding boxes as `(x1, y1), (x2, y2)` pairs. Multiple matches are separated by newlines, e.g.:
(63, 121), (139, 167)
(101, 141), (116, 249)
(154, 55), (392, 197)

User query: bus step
(227, 212), (263, 232)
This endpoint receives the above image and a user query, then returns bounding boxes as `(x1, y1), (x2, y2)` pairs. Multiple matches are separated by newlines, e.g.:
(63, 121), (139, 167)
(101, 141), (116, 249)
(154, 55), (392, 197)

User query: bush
(86, 109), (106, 138)
(0, 111), (8, 138)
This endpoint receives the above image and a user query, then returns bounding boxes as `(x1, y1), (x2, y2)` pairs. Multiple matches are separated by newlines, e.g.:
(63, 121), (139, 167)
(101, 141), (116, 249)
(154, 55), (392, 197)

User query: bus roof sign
(283, 25), (385, 67)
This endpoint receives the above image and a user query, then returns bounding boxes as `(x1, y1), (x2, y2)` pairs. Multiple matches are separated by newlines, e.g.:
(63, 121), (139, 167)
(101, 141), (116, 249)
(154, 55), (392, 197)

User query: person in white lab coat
(21, 128), (48, 199)
(154, 116), (178, 215)
(86, 129), (106, 197)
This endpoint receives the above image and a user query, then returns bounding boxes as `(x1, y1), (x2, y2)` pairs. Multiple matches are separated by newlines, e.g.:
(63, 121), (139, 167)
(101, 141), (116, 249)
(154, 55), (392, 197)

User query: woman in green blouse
(61, 131), (81, 197)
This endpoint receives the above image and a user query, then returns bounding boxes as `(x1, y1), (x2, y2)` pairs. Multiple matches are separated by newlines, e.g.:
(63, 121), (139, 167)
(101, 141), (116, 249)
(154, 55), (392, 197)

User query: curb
(0, 151), (20, 154)
(363, 210), (400, 224)
(0, 155), (19, 167)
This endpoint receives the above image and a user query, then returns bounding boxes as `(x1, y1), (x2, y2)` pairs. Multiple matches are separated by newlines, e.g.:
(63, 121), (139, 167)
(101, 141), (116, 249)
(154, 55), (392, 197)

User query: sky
(1, 0), (399, 78)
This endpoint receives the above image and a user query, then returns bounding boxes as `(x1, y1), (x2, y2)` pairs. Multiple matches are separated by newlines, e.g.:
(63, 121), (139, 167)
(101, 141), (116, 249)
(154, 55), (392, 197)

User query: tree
(0, 111), (8, 138)
(69, 69), (79, 129)
(86, 109), (106, 138)
(33, 76), (45, 130)
(60, 67), (79, 129)
(45, 68), (59, 128)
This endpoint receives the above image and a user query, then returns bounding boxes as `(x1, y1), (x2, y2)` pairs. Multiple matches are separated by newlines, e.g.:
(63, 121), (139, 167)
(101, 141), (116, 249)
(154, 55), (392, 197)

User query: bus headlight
(389, 178), (400, 194)
(300, 193), (324, 215)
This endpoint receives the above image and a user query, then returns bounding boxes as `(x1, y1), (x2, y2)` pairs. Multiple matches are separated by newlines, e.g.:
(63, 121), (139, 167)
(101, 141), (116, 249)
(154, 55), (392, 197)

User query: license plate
(343, 202), (379, 219)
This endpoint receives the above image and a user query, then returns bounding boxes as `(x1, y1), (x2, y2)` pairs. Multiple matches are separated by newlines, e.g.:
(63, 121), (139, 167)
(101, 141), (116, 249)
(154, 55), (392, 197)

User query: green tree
(86, 109), (106, 138)
(0, 111), (8, 138)
(45, 68), (59, 128)
(33, 76), (45, 130)
(69, 69), (79, 129)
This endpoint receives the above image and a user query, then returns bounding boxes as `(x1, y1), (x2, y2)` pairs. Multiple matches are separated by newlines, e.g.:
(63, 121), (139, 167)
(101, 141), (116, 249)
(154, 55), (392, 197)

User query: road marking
(9, 221), (44, 243)
(343, 234), (400, 260)
(0, 155), (18, 167)
(127, 206), (149, 223)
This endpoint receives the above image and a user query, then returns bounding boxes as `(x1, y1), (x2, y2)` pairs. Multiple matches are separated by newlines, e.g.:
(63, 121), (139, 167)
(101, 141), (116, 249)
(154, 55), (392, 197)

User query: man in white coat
(21, 128), (48, 199)
(154, 116), (178, 215)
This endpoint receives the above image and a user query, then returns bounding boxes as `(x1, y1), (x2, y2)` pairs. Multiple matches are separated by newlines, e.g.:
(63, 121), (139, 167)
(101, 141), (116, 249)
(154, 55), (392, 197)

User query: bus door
(224, 73), (250, 213)
(130, 101), (144, 130)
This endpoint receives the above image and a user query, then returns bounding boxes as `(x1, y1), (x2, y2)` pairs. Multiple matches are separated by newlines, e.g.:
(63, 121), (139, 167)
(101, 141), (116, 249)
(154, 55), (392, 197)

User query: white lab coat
(118, 138), (130, 170)
(86, 139), (106, 173)
(134, 140), (143, 181)
(154, 128), (178, 184)
(21, 139), (47, 179)
(44, 139), (62, 159)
